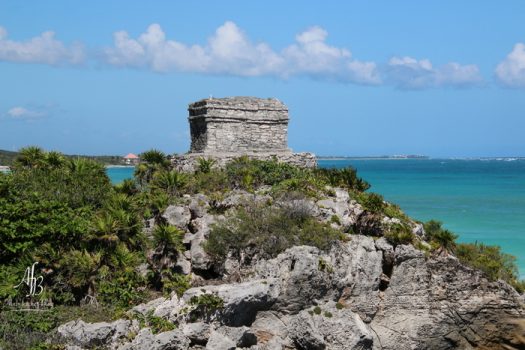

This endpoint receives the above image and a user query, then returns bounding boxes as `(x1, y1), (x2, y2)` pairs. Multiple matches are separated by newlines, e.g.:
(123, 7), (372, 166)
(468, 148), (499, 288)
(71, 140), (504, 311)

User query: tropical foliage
(1, 147), (524, 349)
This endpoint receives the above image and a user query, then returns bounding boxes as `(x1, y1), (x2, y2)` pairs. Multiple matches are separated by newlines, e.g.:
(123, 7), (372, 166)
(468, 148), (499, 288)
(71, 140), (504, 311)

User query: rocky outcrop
(54, 188), (525, 349)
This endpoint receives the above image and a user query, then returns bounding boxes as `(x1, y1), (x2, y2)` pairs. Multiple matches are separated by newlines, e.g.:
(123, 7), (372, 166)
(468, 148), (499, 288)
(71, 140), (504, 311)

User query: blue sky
(1, 1), (524, 157)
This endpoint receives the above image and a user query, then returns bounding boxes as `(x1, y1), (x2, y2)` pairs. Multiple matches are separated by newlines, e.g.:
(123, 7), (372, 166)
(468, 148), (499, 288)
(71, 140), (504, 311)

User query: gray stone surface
(162, 205), (191, 229)
(188, 97), (289, 153)
(119, 328), (189, 350)
(57, 319), (137, 348)
(182, 279), (280, 327)
(172, 151), (317, 172)
(182, 322), (211, 345)
(172, 97), (317, 171)
(54, 189), (525, 350)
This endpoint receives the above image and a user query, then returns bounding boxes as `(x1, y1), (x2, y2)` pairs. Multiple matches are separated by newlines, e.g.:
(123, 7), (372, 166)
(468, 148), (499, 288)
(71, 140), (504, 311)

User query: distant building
(123, 153), (139, 165)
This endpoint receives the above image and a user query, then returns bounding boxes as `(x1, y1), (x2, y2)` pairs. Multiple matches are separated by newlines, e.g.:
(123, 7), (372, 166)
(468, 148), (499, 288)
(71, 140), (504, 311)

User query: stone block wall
(171, 152), (317, 173)
(188, 97), (289, 153)
(173, 96), (317, 171)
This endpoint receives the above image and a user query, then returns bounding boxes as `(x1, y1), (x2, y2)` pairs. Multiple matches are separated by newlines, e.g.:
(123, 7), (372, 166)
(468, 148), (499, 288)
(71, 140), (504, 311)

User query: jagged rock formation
(55, 189), (525, 349)
(171, 97), (316, 171)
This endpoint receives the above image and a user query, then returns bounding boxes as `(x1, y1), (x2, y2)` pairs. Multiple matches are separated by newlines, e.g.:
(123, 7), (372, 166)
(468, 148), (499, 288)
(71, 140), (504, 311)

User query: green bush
(455, 242), (523, 291)
(135, 310), (176, 334)
(313, 167), (370, 192)
(0, 309), (58, 350)
(423, 220), (458, 253)
(0, 198), (91, 263)
(161, 271), (191, 297)
(189, 293), (224, 321)
(356, 192), (386, 213)
(384, 223), (414, 246)
(205, 203), (344, 262)
(151, 170), (187, 197)
(196, 158), (216, 174)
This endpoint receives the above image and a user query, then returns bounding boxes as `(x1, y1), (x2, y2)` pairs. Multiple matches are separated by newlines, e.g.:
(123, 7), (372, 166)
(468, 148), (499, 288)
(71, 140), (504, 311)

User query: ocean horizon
(108, 158), (525, 278)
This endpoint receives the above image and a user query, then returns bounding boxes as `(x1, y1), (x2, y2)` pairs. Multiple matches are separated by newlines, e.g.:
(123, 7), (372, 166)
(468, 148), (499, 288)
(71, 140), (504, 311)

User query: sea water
(106, 159), (525, 278)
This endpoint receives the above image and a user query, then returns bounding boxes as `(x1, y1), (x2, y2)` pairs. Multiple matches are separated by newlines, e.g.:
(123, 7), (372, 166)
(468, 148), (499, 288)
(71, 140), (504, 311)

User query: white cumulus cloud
(387, 56), (483, 89)
(6, 106), (47, 119)
(495, 43), (525, 88)
(0, 26), (84, 65)
(103, 22), (381, 85)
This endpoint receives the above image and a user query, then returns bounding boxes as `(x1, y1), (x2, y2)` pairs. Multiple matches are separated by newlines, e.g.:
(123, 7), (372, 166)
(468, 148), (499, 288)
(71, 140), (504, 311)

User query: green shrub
(356, 192), (386, 213)
(335, 302), (344, 310)
(383, 203), (409, 221)
(313, 306), (322, 315)
(384, 223), (414, 246)
(0, 309), (58, 350)
(313, 167), (370, 192)
(330, 215), (341, 225)
(423, 220), (458, 253)
(189, 293), (224, 321)
(97, 268), (147, 308)
(161, 271), (191, 297)
(0, 198), (92, 263)
(324, 311), (333, 318)
(205, 203), (344, 262)
(151, 170), (187, 197)
(140, 311), (176, 334)
(196, 158), (216, 174)
(455, 242), (523, 290)
(153, 224), (185, 256)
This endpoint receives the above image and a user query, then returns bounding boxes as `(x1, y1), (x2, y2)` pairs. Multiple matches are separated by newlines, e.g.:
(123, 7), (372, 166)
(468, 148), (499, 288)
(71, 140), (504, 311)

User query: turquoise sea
(107, 159), (525, 278)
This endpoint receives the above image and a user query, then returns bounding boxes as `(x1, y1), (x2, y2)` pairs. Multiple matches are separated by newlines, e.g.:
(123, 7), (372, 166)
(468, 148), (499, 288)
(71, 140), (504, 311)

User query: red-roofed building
(123, 153), (139, 165)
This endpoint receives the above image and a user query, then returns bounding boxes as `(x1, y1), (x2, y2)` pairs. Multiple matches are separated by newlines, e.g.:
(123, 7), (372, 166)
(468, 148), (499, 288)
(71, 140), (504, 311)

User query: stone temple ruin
(171, 97), (316, 171)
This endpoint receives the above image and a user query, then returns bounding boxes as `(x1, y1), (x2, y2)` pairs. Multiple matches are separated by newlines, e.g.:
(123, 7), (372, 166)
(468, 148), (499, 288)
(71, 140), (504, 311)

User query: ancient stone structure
(172, 97), (316, 171)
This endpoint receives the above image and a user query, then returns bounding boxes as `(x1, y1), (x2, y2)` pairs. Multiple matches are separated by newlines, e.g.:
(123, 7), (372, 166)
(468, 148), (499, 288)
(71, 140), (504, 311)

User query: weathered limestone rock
(182, 279), (280, 326)
(57, 319), (138, 348)
(206, 326), (257, 349)
(162, 205), (192, 230)
(119, 328), (189, 350)
(288, 306), (373, 350)
(182, 322), (211, 345)
(171, 97), (317, 171)
(54, 189), (525, 350)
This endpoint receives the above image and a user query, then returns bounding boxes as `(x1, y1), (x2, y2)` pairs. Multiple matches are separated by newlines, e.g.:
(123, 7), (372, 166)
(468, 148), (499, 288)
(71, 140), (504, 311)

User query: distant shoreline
(105, 165), (135, 168)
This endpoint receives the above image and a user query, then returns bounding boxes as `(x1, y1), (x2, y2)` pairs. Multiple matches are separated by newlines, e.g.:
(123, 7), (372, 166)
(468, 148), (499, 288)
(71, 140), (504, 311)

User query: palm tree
(114, 178), (138, 196)
(152, 170), (187, 196)
(14, 146), (45, 169)
(91, 212), (119, 246)
(60, 249), (102, 302)
(153, 224), (184, 255)
(151, 224), (185, 272)
(45, 151), (66, 169)
(140, 149), (170, 168)
(135, 149), (170, 186)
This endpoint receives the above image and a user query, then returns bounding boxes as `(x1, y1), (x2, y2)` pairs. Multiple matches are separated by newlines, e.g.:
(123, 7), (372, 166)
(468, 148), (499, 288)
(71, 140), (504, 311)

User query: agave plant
(197, 157), (216, 174)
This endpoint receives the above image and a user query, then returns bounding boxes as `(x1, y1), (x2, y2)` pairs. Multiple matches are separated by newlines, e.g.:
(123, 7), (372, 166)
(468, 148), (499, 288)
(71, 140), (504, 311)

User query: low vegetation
(205, 202), (344, 263)
(0, 146), (523, 348)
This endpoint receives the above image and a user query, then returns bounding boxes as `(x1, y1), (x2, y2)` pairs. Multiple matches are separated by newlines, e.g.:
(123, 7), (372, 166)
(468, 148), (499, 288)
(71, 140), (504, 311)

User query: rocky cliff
(56, 188), (525, 349)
